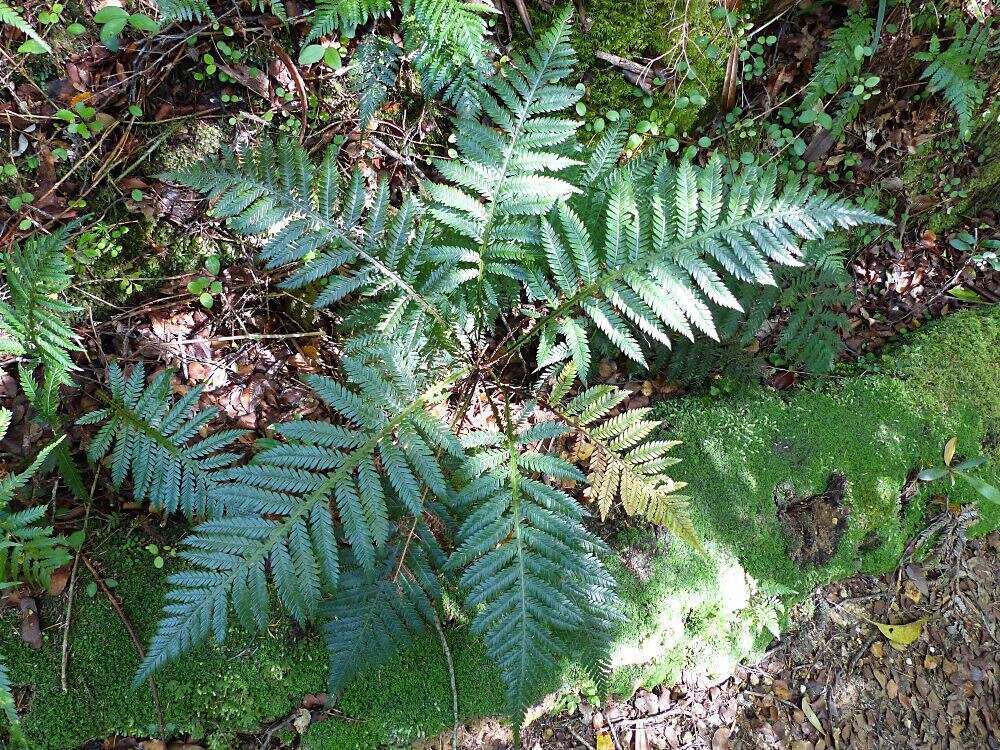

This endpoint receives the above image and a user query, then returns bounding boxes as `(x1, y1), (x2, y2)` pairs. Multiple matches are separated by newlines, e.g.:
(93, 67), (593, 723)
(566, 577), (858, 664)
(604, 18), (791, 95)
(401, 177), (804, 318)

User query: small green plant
(918, 437), (1000, 506)
(93, 5), (159, 51)
(55, 101), (104, 139)
(186, 255), (222, 308)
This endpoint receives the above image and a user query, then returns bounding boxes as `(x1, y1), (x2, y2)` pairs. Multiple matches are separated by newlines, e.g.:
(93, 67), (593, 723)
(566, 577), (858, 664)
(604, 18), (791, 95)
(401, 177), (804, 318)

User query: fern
(424, 6), (582, 317)
(152, 0), (214, 22)
(546, 363), (698, 546)
(163, 138), (457, 341)
(0, 0), (50, 53)
(19, 366), (88, 502)
(449, 408), (620, 723)
(0, 652), (26, 747)
(917, 22), (994, 140)
(77, 363), (247, 518)
(134, 341), (463, 683)
(0, 224), (82, 383)
(311, 0), (393, 38)
(323, 528), (444, 694)
(0, 409), (71, 588)
(801, 12), (874, 122)
(531, 149), (887, 383)
(351, 35), (403, 129)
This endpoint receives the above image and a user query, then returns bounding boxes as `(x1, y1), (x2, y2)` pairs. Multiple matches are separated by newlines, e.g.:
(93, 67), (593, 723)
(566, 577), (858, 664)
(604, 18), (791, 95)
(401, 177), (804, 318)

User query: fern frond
(533, 148), (889, 382)
(351, 36), (403, 130)
(918, 22), (993, 139)
(323, 527), (443, 694)
(0, 224), (82, 382)
(153, 0), (214, 22)
(0, 409), (71, 589)
(0, 651), (27, 748)
(801, 13), (873, 113)
(311, 0), (393, 39)
(547, 363), (699, 548)
(425, 7), (582, 318)
(77, 363), (247, 518)
(450, 416), (620, 723)
(163, 137), (457, 340)
(135, 344), (464, 683)
(19, 365), (88, 502)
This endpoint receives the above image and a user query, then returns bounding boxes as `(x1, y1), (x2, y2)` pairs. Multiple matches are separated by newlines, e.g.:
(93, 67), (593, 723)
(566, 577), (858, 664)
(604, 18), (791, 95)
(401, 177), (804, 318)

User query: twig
(271, 43), (309, 142)
(432, 613), (459, 750)
(170, 331), (324, 346)
(568, 727), (596, 750)
(81, 555), (165, 739)
(59, 476), (97, 692)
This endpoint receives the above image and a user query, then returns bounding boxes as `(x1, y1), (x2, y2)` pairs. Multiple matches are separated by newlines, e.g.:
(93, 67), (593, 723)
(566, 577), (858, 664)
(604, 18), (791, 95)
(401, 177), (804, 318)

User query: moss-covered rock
(1, 310), (997, 748)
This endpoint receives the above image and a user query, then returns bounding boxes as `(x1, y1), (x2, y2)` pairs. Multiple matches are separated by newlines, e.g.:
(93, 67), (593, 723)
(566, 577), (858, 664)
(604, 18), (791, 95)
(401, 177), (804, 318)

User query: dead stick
(82, 555), (166, 739)
(59, 476), (97, 692)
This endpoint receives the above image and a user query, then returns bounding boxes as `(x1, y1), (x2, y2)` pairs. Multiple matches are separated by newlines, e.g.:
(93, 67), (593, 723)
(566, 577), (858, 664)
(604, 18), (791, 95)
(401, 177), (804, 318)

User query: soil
(776, 474), (850, 567)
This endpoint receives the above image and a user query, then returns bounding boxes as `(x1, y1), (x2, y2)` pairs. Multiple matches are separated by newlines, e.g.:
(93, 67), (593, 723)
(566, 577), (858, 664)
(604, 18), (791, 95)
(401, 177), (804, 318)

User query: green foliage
(0, 0), (51, 54)
(77, 363), (247, 518)
(0, 224), (82, 383)
(425, 6), (582, 317)
(162, 138), (452, 339)
(135, 10), (886, 729)
(916, 21), (994, 140)
(0, 407), (72, 747)
(799, 12), (874, 136)
(350, 35), (402, 129)
(133, 340), (461, 685)
(533, 149), (884, 382)
(153, 0), (213, 22)
(450, 407), (620, 722)
(918, 436), (1000, 508)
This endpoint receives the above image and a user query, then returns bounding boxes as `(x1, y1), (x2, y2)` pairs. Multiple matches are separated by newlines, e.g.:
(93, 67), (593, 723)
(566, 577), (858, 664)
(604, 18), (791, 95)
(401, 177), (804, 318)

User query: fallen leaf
(873, 617), (926, 651)
(292, 708), (311, 734)
(19, 596), (42, 649)
(48, 566), (71, 596)
(712, 726), (731, 749)
(801, 696), (826, 737)
(596, 731), (613, 750)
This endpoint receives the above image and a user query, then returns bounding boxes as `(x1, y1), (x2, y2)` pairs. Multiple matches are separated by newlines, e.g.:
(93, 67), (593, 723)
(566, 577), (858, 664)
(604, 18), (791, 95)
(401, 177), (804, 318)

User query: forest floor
(2, 0), (1000, 749)
(431, 510), (1000, 750)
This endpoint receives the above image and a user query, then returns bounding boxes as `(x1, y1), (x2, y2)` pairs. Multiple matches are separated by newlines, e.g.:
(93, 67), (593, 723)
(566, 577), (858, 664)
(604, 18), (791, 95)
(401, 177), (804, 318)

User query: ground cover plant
(0, 0), (998, 748)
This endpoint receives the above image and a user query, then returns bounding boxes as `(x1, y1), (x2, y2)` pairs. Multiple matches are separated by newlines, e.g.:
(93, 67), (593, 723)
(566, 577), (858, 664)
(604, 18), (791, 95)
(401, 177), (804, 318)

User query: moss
(528, 0), (728, 136)
(0, 535), (328, 749)
(2, 311), (997, 747)
(154, 122), (226, 174)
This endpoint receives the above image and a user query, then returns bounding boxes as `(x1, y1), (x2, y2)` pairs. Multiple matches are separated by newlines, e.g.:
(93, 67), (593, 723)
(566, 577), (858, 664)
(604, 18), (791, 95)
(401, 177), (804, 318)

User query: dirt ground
(429, 507), (999, 750)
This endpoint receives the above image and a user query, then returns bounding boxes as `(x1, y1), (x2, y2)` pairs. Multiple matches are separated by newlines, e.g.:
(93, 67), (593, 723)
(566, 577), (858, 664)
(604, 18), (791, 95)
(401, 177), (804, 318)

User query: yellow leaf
(873, 617), (926, 651)
(801, 696), (826, 737)
(596, 732), (613, 750)
(943, 437), (957, 466)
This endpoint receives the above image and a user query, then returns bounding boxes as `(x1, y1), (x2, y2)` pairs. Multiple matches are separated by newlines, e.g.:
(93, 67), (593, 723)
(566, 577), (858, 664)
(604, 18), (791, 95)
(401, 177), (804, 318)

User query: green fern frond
(0, 224), (82, 382)
(311, 0), (392, 38)
(19, 365), (88, 502)
(0, 409), (71, 589)
(153, 0), (214, 22)
(0, 0), (51, 53)
(77, 363), (247, 518)
(801, 13), (873, 113)
(532, 147), (888, 382)
(323, 528), (443, 695)
(351, 36), (403, 129)
(134, 343), (464, 683)
(547, 363), (699, 548)
(917, 22), (994, 139)
(0, 651), (27, 748)
(450, 416), (620, 723)
(424, 7), (582, 318)
(163, 137), (456, 340)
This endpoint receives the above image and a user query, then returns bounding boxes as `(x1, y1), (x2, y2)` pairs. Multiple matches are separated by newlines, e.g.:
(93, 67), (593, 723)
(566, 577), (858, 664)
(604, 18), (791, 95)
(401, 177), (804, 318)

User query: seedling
(94, 5), (159, 51)
(918, 437), (1000, 506)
